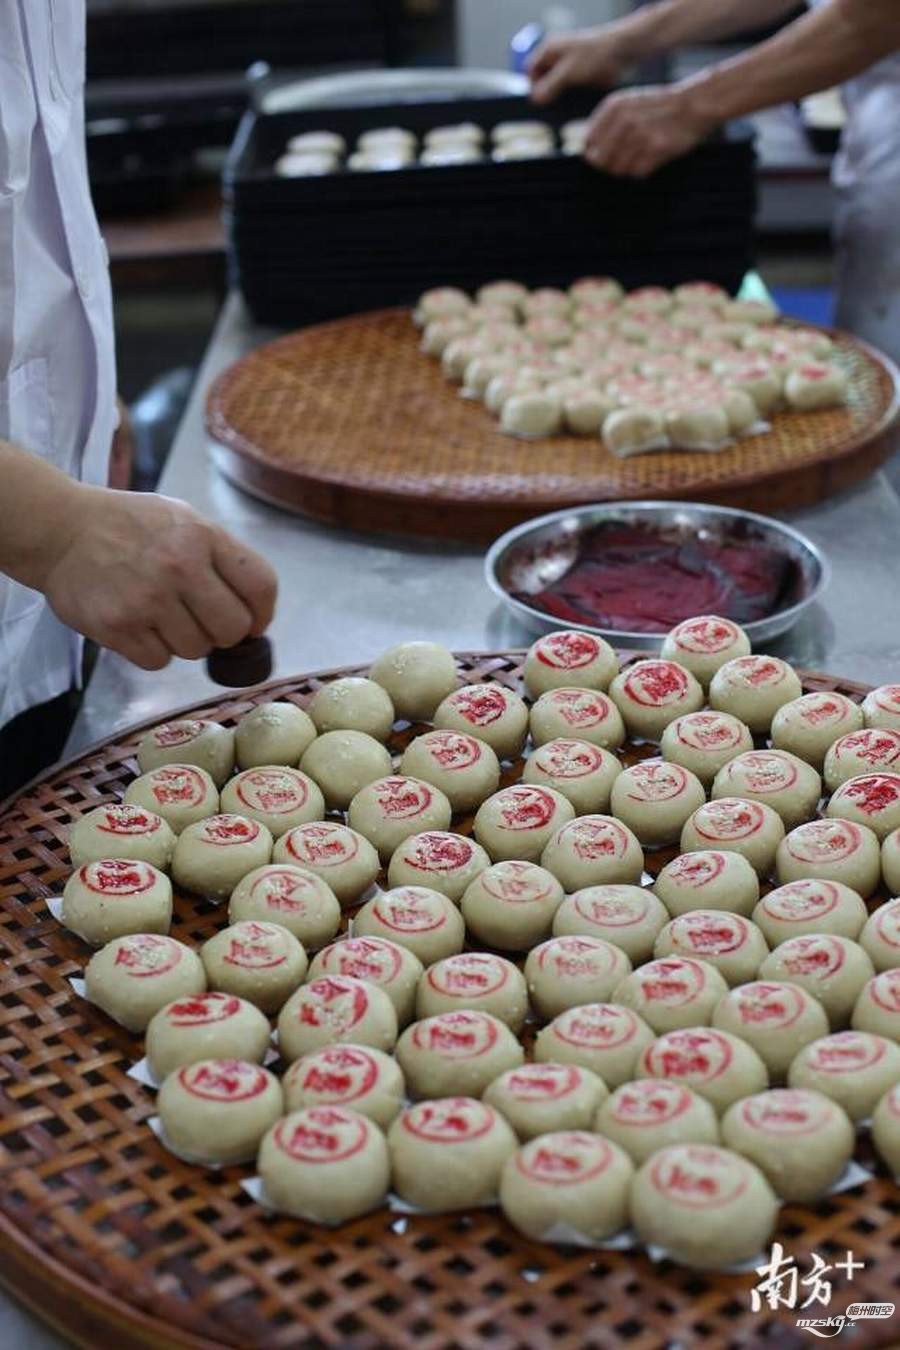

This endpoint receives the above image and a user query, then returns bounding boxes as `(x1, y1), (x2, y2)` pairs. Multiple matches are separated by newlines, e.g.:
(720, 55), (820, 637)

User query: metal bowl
(485, 501), (830, 649)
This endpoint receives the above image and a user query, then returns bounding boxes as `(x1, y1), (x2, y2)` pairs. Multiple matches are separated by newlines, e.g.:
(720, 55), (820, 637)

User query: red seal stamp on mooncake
(97, 805), (162, 836)
(445, 686), (509, 727)
(650, 1146), (748, 1208)
(623, 661), (689, 706)
(642, 1029), (733, 1083)
(830, 729), (900, 768)
(284, 823), (359, 868)
(146, 765), (208, 806)
(402, 1097), (495, 1143)
(482, 862), (555, 905)
(298, 1046), (380, 1102)
(427, 953), (509, 997)
(671, 617), (741, 655)
(274, 1105), (369, 1163)
(675, 713), (744, 750)
(496, 786), (557, 832)
(150, 720), (205, 748)
(868, 970), (900, 1015)
(740, 1091), (830, 1136)
(235, 769), (309, 815)
(197, 815), (261, 846)
(780, 935), (846, 979)
(503, 1064), (582, 1101)
(399, 832), (475, 873)
(318, 937), (403, 985)
(373, 778), (434, 819)
(167, 992), (241, 1026)
(731, 982), (806, 1029)
(421, 731), (483, 771)
(804, 1031), (885, 1074)
(610, 1080), (693, 1126)
(574, 889), (649, 927)
(296, 977), (369, 1031)
(412, 1010), (499, 1058)
(249, 868), (318, 913)
(373, 890), (446, 934)
(223, 922), (288, 969)
(179, 1059), (269, 1102)
(635, 958), (708, 1006)
(516, 1133), (615, 1185)
(724, 656), (786, 687)
(554, 1003), (639, 1049)
(785, 821), (862, 863)
(113, 933), (182, 977)
(563, 817), (631, 861)
(694, 799), (766, 841)
(535, 632), (603, 669)
(545, 689), (614, 728)
(81, 859), (157, 896)
(538, 935), (618, 980)
(665, 852), (727, 887)
(831, 772), (900, 815)
(726, 751), (798, 793)
(670, 912), (749, 957)
(533, 740), (605, 779)
(624, 761), (690, 802)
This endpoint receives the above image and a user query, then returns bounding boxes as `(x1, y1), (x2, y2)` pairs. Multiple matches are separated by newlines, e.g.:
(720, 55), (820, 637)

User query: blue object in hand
(510, 22), (544, 73)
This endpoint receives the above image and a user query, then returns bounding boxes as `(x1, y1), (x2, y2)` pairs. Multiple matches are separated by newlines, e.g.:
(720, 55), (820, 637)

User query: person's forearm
(609, 0), (800, 65)
(680, 0), (900, 123)
(0, 439), (80, 592)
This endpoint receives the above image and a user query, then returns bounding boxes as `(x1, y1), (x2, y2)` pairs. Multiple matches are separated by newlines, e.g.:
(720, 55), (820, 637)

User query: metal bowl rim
(484, 499), (831, 645)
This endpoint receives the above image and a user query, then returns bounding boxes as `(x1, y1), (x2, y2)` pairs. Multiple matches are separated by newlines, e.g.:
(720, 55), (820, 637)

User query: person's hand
(529, 26), (631, 104)
(41, 486), (277, 670)
(583, 84), (716, 177)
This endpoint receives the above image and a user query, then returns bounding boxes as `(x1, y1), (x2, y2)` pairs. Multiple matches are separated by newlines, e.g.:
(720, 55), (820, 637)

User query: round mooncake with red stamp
(654, 850), (759, 917)
(500, 1131), (633, 1241)
(595, 1079), (719, 1164)
(637, 1026), (768, 1113)
(711, 980), (829, 1079)
(277, 974), (398, 1063)
(523, 630), (618, 698)
(124, 763), (219, 833)
(388, 1097), (517, 1211)
(484, 1062), (608, 1139)
(396, 1010), (524, 1099)
(85, 932), (206, 1032)
(282, 1044), (405, 1128)
(258, 1105), (390, 1223)
(307, 935), (423, 1026)
(158, 1059), (282, 1165)
(720, 1088), (854, 1201)
(629, 1144), (778, 1269)
(552, 884), (668, 961)
(172, 814), (272, 900)
(62, 859), (172, 946)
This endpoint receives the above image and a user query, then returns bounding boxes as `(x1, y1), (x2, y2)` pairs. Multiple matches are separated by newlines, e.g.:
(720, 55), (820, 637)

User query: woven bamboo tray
(1, 651), (898, 1350)
(205, 308), (900, 543)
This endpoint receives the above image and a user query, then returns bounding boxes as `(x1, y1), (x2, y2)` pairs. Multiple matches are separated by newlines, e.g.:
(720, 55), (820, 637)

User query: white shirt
(0, 0), (116, 727)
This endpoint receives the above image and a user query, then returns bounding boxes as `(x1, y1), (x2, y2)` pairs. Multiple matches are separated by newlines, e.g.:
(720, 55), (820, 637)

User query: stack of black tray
(223, 89), (757, 327)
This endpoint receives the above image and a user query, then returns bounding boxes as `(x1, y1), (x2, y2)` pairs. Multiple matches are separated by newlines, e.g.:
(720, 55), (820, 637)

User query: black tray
(224, 89), (756, 326)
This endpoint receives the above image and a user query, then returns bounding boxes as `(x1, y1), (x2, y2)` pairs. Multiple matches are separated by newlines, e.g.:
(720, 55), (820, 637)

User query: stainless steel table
(66, 292), (900, 758)
(10, 292), (900, 1350)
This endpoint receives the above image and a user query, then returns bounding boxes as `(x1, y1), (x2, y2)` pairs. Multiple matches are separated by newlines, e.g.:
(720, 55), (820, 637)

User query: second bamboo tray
(205, 308), (900, 543)
(1, 651), (898, 1350)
